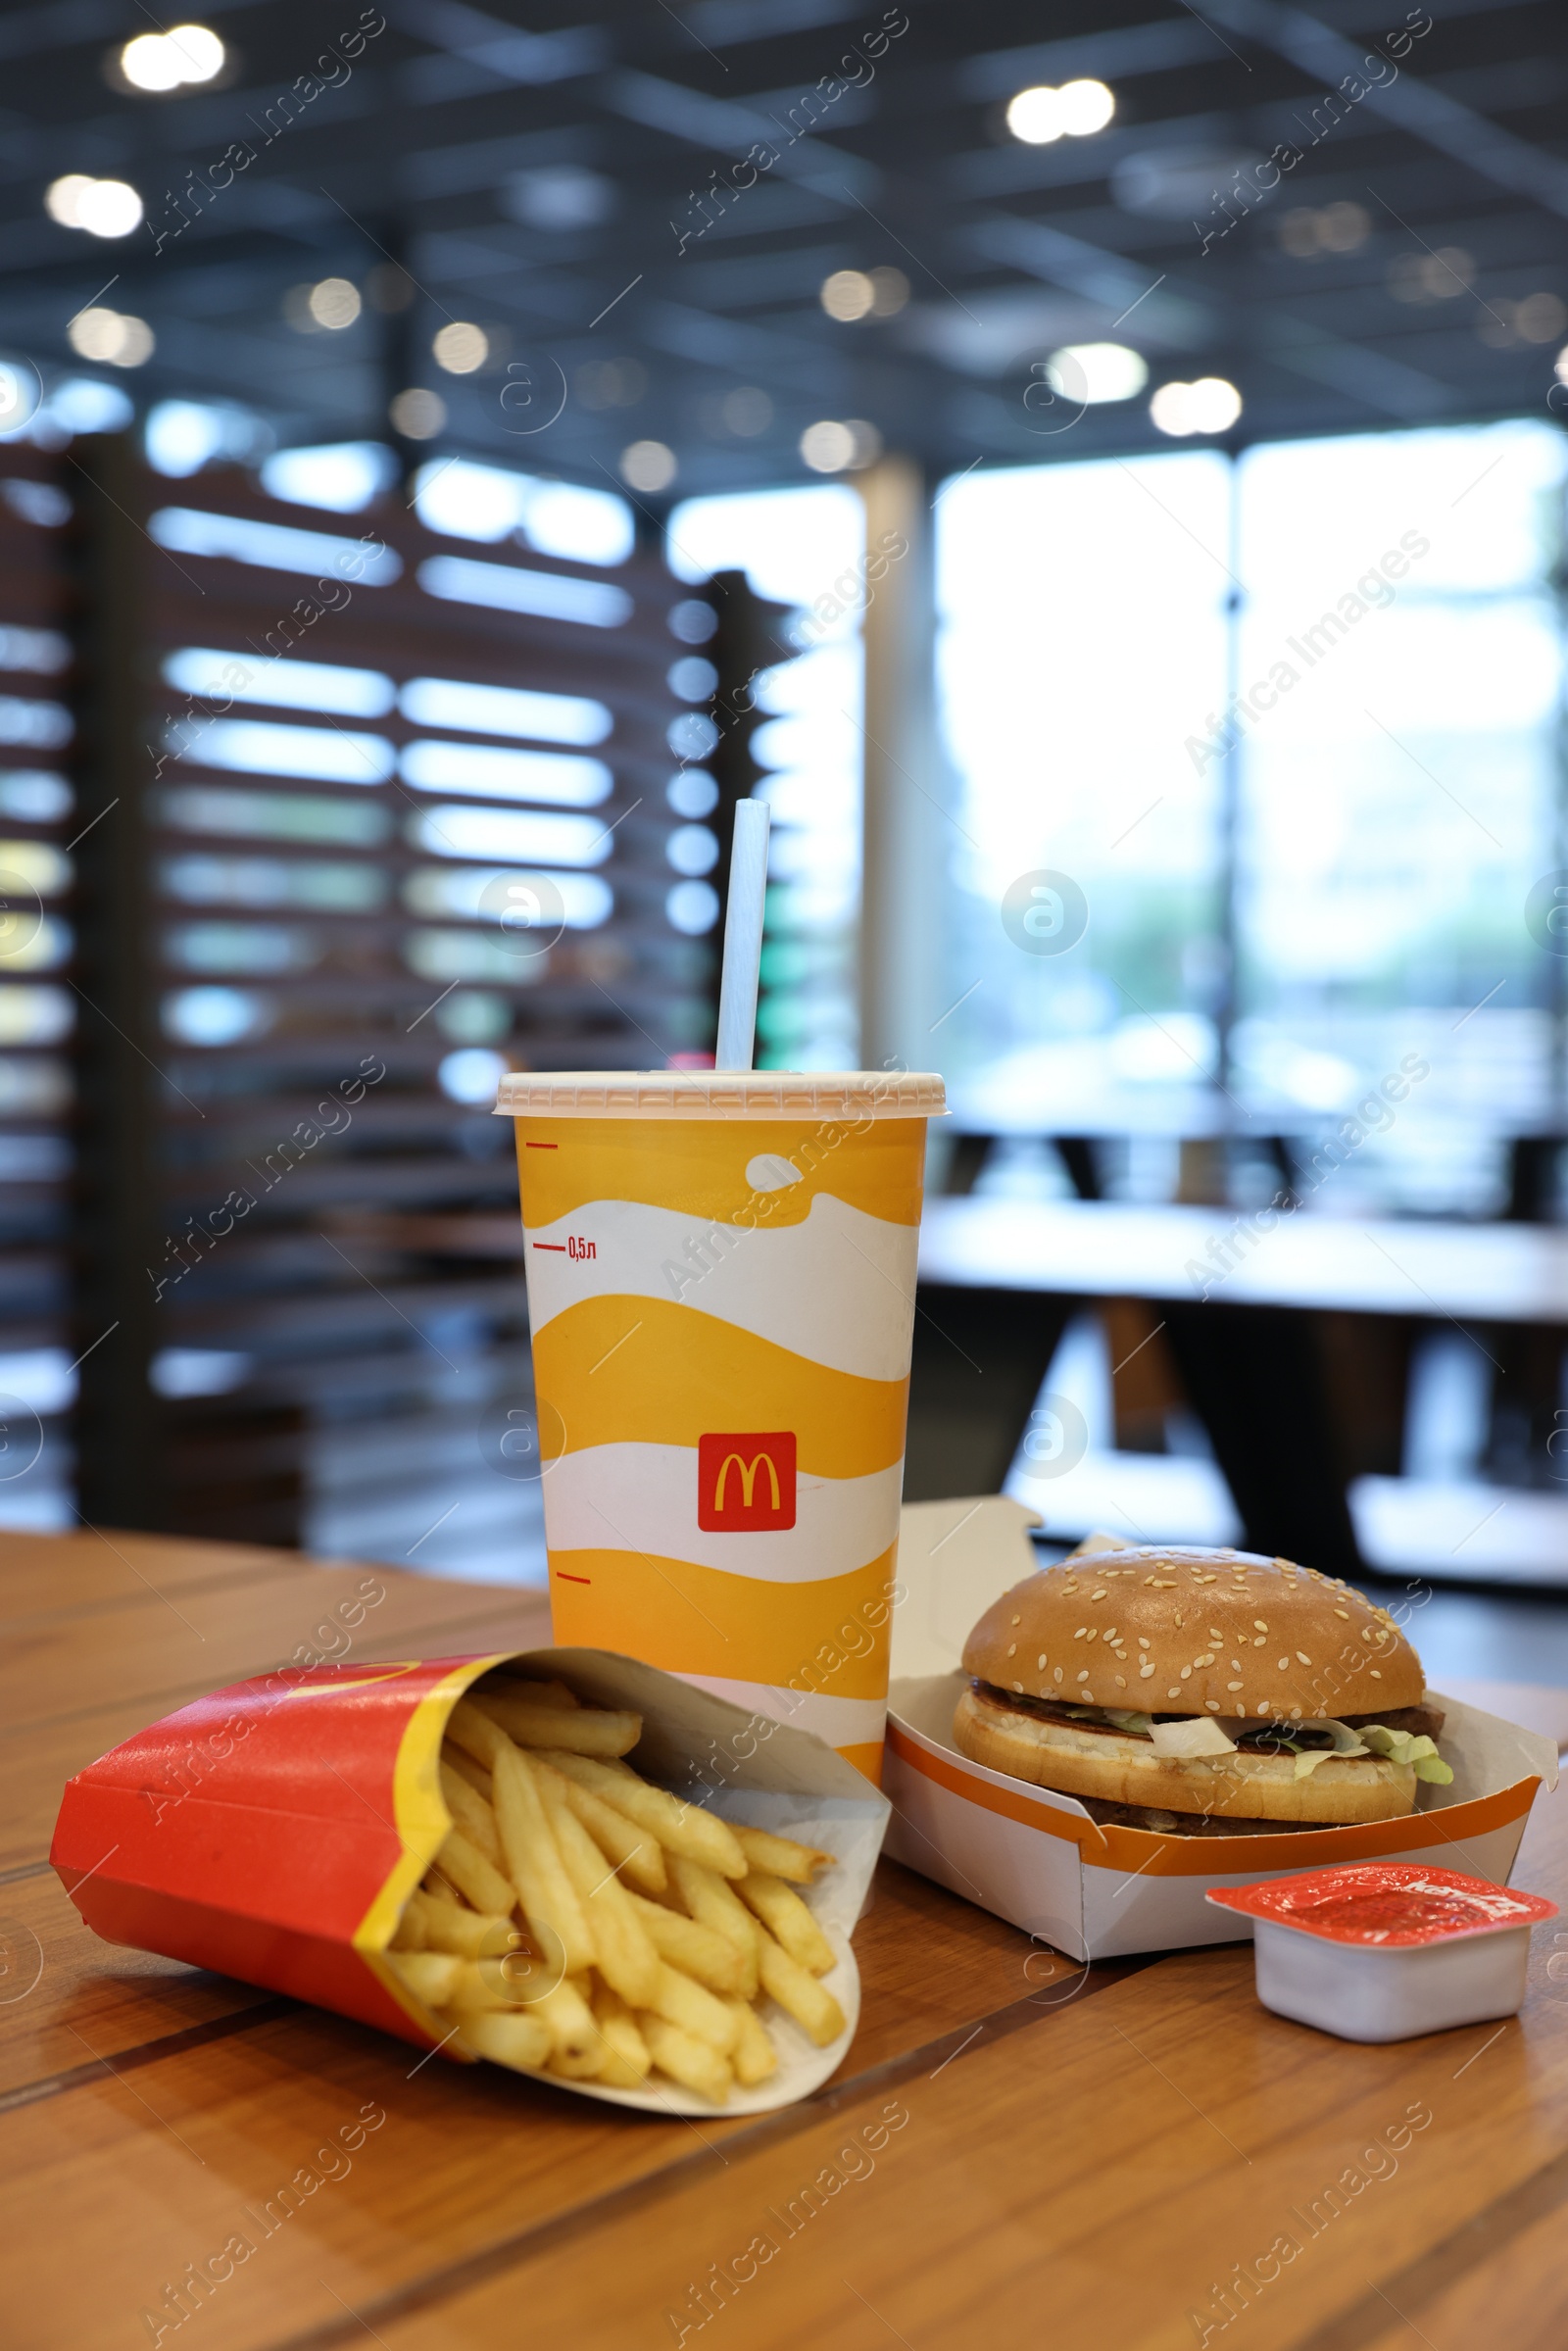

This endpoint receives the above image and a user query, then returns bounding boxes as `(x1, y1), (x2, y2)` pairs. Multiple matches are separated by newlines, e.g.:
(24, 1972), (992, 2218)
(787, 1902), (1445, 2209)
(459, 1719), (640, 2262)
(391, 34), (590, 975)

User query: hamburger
(953, 1543), (1451, 1834)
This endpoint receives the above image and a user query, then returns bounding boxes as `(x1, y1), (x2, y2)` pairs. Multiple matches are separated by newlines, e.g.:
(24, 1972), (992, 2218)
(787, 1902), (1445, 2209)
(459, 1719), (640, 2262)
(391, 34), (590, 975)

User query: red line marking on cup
(524, 1142), (558, 1149)
(556, 1572), (592, 1584)
(532, 1243), (567, 1250)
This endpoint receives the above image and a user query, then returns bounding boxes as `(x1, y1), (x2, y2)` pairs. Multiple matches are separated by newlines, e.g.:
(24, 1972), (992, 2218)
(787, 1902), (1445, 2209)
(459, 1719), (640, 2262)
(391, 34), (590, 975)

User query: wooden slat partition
(0, 432), (733, 1547)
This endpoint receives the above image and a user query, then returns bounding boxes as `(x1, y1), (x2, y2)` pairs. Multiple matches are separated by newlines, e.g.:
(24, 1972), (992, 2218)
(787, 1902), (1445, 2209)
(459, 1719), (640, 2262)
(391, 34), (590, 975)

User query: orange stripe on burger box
(885, 1719), (1542, 1878)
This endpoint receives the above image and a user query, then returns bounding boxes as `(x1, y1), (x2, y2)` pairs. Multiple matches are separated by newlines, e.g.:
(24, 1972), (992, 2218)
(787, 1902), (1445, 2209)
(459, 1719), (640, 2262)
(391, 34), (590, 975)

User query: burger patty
(970, 1682), (1445, 1747)
(1075, 1794), (1322, 1837)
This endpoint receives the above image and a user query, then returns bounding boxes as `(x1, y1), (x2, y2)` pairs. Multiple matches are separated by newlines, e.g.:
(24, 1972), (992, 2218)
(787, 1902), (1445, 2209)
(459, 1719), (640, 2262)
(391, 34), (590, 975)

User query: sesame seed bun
(961, 1545), (1423, 1722)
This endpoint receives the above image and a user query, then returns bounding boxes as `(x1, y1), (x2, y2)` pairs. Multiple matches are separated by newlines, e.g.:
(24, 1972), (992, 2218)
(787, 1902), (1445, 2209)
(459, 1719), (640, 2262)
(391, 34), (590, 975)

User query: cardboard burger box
(882, 1498), (1559, 1964)
(51, 1646), (889, 2117)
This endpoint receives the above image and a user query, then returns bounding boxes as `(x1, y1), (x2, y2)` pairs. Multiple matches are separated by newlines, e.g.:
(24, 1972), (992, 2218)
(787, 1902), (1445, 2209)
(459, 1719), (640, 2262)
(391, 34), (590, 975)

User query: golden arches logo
(712, 1449), (781, 1514)
(697, 1430), (797, 1531)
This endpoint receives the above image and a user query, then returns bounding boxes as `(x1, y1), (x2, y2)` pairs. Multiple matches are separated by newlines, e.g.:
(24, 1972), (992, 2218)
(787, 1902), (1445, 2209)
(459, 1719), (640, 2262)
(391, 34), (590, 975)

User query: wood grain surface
(3, 1527), (1566, 2351)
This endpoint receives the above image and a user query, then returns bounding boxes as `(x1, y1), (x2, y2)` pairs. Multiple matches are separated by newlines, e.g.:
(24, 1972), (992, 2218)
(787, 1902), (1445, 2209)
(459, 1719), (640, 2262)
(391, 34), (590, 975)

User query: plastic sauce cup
(496, 1070), (946, 1783)
(1207, 1862), (1558, 2042)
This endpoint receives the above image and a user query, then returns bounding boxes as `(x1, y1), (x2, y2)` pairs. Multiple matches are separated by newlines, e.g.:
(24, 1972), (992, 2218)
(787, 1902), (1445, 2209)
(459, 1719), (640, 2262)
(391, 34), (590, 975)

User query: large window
(936, 421), (1568, 1211)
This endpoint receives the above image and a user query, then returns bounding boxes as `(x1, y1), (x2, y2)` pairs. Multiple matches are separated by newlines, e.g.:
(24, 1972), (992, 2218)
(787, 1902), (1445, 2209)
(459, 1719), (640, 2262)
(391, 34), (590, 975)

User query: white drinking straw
(714, 798), (770, 1071)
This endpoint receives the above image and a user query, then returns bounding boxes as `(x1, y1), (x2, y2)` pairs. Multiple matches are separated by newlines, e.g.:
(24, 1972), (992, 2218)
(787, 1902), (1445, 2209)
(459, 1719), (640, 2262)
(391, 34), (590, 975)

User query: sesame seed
(1054, 1667), (1063, 1682)
(1196, 1654), (1214, 1667)
(1205, 1699), (1221, 1710)
(1038, 1654), (1047, 1669)
(1092, 1589), (1106, 1599)
(1077, 1670), (1090, 1683)
(1227, 1681), (1244, 1691)
(1278, 1658), (1290, 1671)
(1140, 1665), (1155, 1678)
(1257, 1699), (1271, 1714)
(1230, 1660), (1241, 1672)
(1138, 1638), (1150, 1649)
(1180, 1666), (1192, 1680)
(1167, 1687), (1181, 1698)
(1208, 1629), (1222, 1641)
(1074, 1627), (1087, 1639)
(1007, 1643), (1017, 1656)
(1012, 1681), (1024, 1692)
(1087, 1629), (1099, 1642)
(1115, 1676), (1126, 1688)
(1334, 1608), (1349, 1619)
(1252, 1637), (1265, 1647)
(1297, 1651), (1311, 1665)
(1253, 1620), (1267, 1632)
(1289, 1705), (1301, 1719)
(1370, 1669), (1383, 1679)
(1011, 1615), (1021, 1625)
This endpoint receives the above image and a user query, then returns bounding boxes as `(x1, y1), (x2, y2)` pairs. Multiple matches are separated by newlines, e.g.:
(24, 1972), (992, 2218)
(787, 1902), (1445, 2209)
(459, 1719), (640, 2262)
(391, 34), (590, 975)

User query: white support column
(857, 455), (948, 1075)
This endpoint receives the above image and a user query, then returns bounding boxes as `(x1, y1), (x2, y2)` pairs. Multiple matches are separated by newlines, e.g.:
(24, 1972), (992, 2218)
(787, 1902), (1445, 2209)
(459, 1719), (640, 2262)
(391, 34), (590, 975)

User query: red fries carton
(884, 1500), (1558, 1963)
(51, 1646), (888, 2115)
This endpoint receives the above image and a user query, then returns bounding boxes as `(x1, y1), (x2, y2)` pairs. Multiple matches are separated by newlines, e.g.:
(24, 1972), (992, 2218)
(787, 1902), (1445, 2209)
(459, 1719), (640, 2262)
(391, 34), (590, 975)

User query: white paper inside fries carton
(52, 1646), (888, 2117)
(881, 1499), (1558, 1963)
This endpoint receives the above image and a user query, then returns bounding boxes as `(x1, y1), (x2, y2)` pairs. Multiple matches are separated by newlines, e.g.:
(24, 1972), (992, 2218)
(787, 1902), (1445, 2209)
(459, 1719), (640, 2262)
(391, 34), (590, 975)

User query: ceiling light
(68, 307), (155, 367)
(822, 269), (875, 322)
(308, 278), (361, 330)
(1006, 78), (1113, 144)
(1150, 376), (1243, 436)
(121, 24), (223, 89)
(390, 388), (447, 440)
(46, 175), (143, 237)
(433, 321), (488, 374)
(1056, 78), (1116, 135)
(867, 265), (909, 317)
(800, 418), (880, 472)
(1045, 342), (1148, 404)
(620, 440), (677, 493)
(45, 176), (92, 227)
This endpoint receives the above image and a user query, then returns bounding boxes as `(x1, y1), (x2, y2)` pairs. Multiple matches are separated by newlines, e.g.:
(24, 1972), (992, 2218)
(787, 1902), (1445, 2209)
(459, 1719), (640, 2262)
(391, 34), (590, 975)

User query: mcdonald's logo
(697, 1431), (797, 1532)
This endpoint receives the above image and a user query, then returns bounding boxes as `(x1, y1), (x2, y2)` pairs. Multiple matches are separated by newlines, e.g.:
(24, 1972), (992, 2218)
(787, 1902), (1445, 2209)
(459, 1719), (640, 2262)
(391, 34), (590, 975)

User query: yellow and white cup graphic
(496, 1071), (946, 1784)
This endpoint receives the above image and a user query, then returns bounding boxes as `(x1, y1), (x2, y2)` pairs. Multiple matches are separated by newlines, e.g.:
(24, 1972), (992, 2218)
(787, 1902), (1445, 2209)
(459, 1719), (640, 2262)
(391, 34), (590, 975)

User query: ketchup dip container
(1207, 1862), (1558, 2041)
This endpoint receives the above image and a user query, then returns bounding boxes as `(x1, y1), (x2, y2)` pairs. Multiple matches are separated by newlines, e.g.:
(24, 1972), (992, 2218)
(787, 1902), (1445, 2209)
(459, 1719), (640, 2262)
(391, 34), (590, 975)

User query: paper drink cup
(496, 1071), (947, 1782)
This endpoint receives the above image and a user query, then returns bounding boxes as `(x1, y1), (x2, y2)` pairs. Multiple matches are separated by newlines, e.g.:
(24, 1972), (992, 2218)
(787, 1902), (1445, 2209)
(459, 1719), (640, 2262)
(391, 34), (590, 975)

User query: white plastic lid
(493, 1070), (947, 1119)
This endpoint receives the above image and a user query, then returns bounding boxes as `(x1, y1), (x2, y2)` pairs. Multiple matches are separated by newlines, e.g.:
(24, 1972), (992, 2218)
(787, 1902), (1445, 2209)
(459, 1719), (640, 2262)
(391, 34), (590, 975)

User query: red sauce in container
(1209, 1861), (1556, 1946)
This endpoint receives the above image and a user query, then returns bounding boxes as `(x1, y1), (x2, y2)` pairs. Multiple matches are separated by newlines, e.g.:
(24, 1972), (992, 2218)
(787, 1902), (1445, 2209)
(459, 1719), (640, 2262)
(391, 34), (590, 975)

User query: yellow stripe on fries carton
(883, 1499), (1558, 1964)
(52, 1646), (889, 2115)
(497, 1070), (945, 1785)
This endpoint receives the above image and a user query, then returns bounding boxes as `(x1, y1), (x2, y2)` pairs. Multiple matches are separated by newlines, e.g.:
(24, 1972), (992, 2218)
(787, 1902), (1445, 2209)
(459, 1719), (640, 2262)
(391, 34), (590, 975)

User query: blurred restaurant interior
(6, 0), (1568, 1687)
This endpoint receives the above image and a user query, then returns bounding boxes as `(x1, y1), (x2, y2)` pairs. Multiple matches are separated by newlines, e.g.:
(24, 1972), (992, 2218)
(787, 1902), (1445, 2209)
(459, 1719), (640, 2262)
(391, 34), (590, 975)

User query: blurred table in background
(911, 1197), (1568, 1588)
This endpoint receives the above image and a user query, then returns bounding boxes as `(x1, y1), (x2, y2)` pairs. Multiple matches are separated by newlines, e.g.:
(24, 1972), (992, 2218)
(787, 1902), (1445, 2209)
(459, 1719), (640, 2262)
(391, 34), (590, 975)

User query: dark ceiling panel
(1, 0), (1565, 494)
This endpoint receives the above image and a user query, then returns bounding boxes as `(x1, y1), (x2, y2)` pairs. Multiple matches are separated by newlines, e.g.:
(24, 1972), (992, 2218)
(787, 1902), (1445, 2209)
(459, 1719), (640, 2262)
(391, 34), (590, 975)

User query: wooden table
(7, 1528), (1568, 2351)
(919, 1197), (1568, 1323)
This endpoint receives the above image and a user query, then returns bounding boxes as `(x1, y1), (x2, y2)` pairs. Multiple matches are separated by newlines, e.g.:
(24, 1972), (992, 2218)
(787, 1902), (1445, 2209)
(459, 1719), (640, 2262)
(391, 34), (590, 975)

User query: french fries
(474, 1690), (642, 1757)
(752, 1920), (847, 2049)
(388, 1671), (844, 2105)
(440, 1760), (503, 1867)
(732, 1823), (834, 1884)
(541, 1751), (748, 1880)
(736, 1871), (837, 1977)
(554, 1774), (666, 1895)
(626, 1890), (745, 1995)
(491, 1740), (596, 1979)
(668, 1857), (760, 2001)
